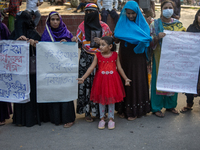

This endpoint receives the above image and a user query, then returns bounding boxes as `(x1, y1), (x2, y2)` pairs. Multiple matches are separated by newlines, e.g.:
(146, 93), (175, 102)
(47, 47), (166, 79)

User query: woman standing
(39, 11), (77, 128)
(76, 3), (112, 122)
(0, 13), (11, 126)
(180, 9), (200, 113)
(150, 0), (186, 117)
(114, 1), (152, 120)
(10, 11), (41, 127)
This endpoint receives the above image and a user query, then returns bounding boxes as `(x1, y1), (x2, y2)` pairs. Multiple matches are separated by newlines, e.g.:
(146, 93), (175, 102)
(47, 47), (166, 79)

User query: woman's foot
(153, 111), (165, 118)
(73, 10), (77, 13)
(85, 116), (93, 122)
(166, 108), (179, 114)
(180, 107), (192, 113)
(108, 120), (115, 130)
(98, 120), (105, 130)
(127, 116), (137, 121)
(0, 121), (5, 126)
(119, 113), (125, 119)
(63, 122), (74, 128)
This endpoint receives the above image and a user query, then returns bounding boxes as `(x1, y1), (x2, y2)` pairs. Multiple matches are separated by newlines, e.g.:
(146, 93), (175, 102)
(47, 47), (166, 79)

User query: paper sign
(36, 42), (78, 103)
(157, 30), (200, 94)
(0, 40), (30, 103)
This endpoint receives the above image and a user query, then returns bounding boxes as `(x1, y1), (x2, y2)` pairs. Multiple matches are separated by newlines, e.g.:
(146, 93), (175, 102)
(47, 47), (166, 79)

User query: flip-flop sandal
(153, 111), (165, 118)
(166, 108), (179, 114)
(180, 107), (193, 113)
(0, 122), (5, 126)
(127, 116), (137, 121)
(63, 122), (74, 128)
(85, 116), (93, 122)
(119, 113), (125, 119)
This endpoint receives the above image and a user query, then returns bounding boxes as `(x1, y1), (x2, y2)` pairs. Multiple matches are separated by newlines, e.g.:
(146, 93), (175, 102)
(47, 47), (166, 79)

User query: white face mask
(162, 9), (174, 18)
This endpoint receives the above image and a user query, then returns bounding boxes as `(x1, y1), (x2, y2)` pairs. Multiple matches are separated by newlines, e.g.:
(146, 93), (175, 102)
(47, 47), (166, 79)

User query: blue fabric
(114, 1), (152, 57)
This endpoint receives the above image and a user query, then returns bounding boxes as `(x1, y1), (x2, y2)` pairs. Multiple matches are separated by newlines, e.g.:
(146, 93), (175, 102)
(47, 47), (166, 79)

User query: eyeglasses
(50, 18), (60, 21)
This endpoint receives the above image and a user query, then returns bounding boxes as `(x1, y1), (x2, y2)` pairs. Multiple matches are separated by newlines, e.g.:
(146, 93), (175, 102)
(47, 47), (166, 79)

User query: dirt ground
(19, 2), (199, 28)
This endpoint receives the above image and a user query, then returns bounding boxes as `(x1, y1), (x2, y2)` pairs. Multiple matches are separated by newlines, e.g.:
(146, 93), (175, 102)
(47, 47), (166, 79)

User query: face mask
(162, 9), (174, 18)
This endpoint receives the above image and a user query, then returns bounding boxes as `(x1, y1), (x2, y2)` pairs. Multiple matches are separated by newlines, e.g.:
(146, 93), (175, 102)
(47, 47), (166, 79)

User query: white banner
(0, 40), (30, 103)
(36, 42), (78, 103)
(157, 30), (200, 94)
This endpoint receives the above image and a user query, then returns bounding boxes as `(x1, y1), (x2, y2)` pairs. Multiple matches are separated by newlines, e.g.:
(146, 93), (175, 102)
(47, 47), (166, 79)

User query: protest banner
(36, 42), (78, 103)
(157, 30), (200, 94)
(0, 40), (30, 103)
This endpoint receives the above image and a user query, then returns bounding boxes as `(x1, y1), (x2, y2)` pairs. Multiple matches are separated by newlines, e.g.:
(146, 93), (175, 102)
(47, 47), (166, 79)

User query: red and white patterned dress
(90, 52), (125, 105)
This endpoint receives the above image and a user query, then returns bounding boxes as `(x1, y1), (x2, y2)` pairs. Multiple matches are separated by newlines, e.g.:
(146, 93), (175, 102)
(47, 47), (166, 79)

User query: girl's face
(85, 10), (95, 14)
(126, 9), (137, 21)
(50, 14), (60, 29)
(99, 40), (112, 54)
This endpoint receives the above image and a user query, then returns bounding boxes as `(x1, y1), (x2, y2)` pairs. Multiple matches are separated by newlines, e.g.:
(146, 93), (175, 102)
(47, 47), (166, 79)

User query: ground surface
(1, 3), (200, 150)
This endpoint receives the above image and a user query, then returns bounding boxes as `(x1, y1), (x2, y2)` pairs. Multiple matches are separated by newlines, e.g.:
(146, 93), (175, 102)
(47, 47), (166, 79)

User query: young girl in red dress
(77, 36), (131, 130)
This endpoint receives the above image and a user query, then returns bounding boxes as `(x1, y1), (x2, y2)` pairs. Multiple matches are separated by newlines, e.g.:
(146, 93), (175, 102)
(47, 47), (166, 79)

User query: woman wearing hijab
(114, 1), (152, 121)
(76, 3), (112, 122)
(39, 11), (77, 128)
(0, 14), (12, 126)
(180, 9), (200, 113)
(150, 0), (186, 117)
(10, 11), (41, 127)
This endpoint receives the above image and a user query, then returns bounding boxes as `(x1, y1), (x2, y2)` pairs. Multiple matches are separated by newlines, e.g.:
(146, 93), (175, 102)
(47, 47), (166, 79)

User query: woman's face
(161, 2), (174, 13)
(50, 14), (60, 29)
(85, 10), (95, 14)
(126, 9), (137, 21)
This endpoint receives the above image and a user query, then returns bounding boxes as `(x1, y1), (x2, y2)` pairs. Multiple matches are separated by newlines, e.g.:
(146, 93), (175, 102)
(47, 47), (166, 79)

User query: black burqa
(10, 11), (41, 127)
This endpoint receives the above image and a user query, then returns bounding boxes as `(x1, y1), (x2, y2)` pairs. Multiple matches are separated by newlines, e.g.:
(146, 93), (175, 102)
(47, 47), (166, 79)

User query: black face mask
(84, 11), (102, 41)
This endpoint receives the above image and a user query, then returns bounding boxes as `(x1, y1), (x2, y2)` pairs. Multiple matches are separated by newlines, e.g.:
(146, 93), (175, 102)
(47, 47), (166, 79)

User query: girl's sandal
(127, 116), (137, 121)
(63, 122), (74, 128)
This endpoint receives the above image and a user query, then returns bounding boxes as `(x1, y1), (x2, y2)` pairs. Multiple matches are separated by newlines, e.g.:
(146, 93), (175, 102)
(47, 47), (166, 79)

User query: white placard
(36, 42), (78, 103)
(157, 30), (200, 94)
(0, 40), (30, 103)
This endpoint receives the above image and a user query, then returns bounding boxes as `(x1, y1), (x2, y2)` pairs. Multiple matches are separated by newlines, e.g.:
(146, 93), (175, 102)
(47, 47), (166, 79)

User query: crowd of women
(0, 0), (200, 129)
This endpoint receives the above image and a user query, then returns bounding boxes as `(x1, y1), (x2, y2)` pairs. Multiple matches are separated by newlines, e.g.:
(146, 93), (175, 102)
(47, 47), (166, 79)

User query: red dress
(90, 52), (125, 105)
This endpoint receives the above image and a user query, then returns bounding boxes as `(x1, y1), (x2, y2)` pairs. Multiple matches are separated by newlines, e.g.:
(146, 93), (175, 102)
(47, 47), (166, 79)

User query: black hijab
(84, 8), (102, 41)
(9, 11), (41, 41)
(187, 9), (200, 32)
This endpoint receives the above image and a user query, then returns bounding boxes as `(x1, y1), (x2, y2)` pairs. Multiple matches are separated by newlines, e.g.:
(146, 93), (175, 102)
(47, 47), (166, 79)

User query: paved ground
(1, 3), (200, 150)
(1, 94), (200, 150)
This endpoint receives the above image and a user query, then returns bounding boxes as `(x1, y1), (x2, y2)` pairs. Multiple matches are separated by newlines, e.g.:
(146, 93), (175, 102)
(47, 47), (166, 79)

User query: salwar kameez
(151, 57), (178, 113)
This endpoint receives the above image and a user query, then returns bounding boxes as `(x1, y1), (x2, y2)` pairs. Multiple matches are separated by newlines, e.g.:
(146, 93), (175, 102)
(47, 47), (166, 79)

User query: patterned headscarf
(41, 11), (73, 42)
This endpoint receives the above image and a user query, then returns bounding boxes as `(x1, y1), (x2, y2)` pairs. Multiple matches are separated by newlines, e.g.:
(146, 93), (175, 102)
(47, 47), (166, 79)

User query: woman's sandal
(127, 116), (137, 121)
(180, 107), (192, 113)
(0, 122), (5, 126)
(153, 111), (165, 118)
(119, 113), (125, 119)
(85, 116), (94, 122)
(63, 122), (74, 128)
(166, 108), (179, 114)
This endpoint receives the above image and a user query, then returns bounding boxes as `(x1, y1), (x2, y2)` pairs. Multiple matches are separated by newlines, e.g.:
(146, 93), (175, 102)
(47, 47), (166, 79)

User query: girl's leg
(108, 104), (115, 129)
(98, 104), (106, 129)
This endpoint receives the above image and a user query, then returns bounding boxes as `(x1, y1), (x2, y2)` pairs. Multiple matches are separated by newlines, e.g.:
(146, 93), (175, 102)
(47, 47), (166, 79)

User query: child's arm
(116, 55), (131, 86)
(77, 54), (98, 84)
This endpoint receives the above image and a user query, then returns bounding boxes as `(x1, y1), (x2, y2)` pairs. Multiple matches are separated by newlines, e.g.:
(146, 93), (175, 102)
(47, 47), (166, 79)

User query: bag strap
(46, 24), (54, 42)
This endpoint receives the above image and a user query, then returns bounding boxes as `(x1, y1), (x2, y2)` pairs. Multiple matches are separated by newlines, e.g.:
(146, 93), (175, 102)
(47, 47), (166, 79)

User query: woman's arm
(77, 55), (98, 84)
(116, 55), (131, 86)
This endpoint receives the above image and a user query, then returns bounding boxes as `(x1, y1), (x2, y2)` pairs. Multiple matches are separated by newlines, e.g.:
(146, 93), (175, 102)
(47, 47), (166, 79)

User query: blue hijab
(114, 1), (152, 56)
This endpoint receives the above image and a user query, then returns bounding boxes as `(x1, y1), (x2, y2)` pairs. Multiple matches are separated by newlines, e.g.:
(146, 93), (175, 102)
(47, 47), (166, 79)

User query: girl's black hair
(101, 36), (116, 51)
